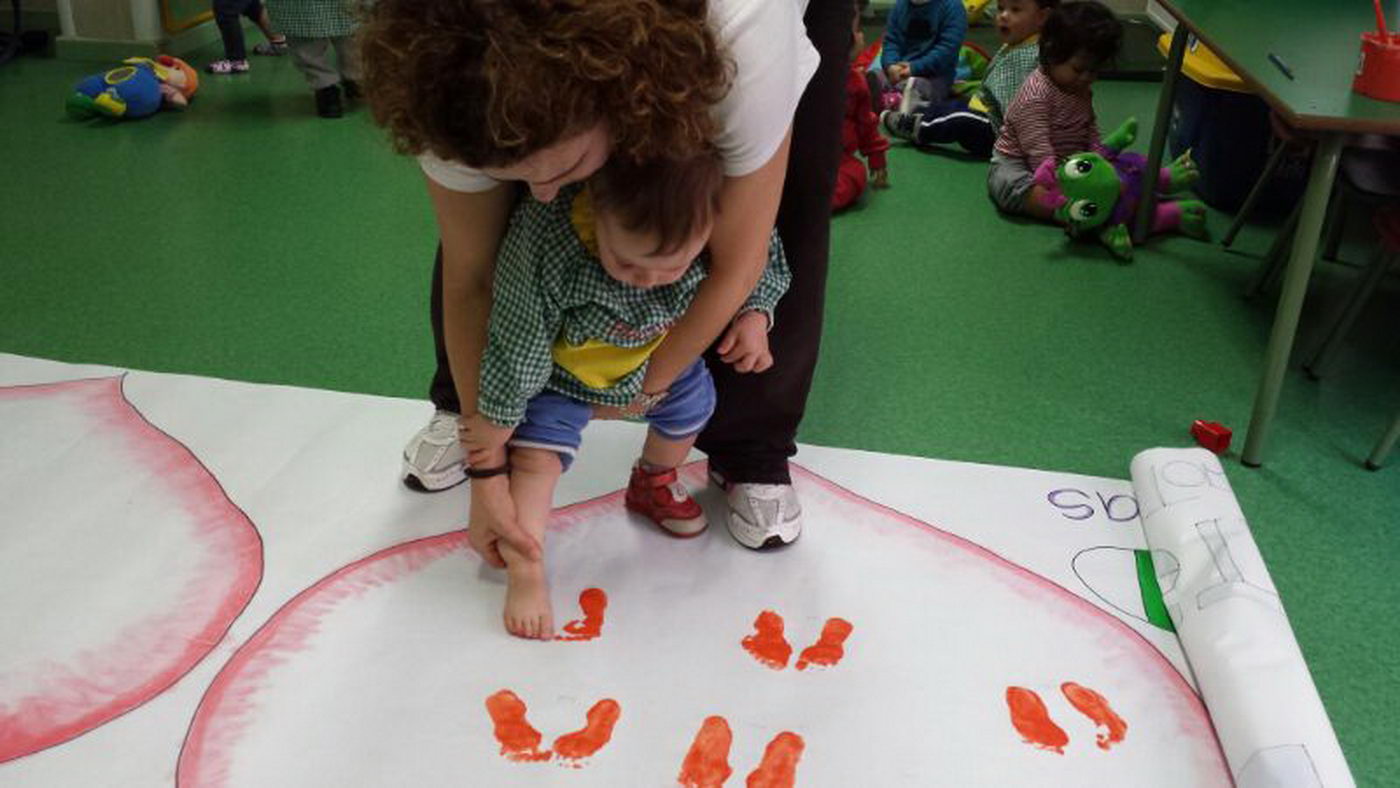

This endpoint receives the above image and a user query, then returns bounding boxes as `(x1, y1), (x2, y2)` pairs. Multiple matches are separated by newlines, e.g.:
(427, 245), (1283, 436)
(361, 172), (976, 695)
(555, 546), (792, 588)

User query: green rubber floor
(2, 40), (1397, 783)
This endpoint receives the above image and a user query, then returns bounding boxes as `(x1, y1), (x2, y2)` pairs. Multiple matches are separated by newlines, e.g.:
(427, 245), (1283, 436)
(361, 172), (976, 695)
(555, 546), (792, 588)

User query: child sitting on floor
(836, 0), (891, 211)
(882, 0), (1056, 158)
(461, 154), (790, 640)
(987, 0), (1132, 219)
(875, 0), (969, 112)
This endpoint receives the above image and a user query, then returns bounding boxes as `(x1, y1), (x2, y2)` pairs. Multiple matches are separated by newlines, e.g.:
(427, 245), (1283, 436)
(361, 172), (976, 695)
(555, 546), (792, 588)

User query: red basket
(1354, 31), (1400, 103)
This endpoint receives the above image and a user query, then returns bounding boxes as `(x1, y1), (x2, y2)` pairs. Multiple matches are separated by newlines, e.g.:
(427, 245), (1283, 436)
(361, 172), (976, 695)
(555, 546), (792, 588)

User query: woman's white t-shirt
(419, 0), (819, 192)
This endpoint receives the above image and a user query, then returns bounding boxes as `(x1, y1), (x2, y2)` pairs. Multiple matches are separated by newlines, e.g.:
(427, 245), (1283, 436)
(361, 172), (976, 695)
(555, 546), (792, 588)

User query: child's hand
(717, 311), (774, 373)
(870, 167), (889, 189)
(886, 62), (910, 84)
(459, 412), (513, 455)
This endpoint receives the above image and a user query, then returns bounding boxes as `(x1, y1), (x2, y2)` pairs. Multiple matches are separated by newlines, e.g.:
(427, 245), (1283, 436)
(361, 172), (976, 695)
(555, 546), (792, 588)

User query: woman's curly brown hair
(359, 0), (733, 169)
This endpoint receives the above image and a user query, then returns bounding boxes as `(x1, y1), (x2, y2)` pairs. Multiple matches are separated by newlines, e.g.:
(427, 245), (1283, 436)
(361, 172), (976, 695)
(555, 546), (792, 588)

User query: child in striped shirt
(987, 1), (1131, 218)
(881, 0), (1058, 158)
(460, 153), (789, 640)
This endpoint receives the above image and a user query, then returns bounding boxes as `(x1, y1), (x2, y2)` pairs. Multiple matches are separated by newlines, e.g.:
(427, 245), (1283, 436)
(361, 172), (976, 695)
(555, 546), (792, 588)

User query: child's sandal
(205, 59), (250, 74)
(253, 38), (288, 56)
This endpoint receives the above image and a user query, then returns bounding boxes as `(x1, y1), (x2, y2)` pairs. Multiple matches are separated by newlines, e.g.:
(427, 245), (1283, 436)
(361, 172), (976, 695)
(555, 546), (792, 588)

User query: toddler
(836, 0), (891, 211)
(463, 154), (790, 639)
(987, 0), (1131, 218)
(876, 0), (968, 112)
(988, 1), (1204, 242)
(881, 0), (1056, 158)
(206, 0), (288, 74)
(268, 0), (362, 117)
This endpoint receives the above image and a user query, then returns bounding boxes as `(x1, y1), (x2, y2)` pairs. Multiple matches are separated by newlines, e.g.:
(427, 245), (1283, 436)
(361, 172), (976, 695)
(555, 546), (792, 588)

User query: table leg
(1240, 134), (1343, 467)
(1134, 24), (1188, 244)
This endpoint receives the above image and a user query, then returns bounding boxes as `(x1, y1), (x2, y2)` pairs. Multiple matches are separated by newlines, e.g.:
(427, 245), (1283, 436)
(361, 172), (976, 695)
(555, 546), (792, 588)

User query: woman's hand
(640, 130), (792, 393)
(458, 412), (513, 456)
(716, 311), (774, 373)
(468, 475), (531, 568)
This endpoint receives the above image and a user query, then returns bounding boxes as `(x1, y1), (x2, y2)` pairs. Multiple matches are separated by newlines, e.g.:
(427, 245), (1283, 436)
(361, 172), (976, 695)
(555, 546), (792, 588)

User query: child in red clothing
(834, 1), (890, 212)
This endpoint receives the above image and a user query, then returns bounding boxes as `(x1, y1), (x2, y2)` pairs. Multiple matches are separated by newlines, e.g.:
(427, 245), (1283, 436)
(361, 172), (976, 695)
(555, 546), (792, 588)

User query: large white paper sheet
(1132, 448), (1355, 788)
(0, 354), (1341, 786)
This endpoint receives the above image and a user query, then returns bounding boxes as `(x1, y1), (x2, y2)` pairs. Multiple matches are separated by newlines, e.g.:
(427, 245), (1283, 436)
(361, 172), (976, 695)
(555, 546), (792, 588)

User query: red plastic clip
(1190, 420), (1232, 454)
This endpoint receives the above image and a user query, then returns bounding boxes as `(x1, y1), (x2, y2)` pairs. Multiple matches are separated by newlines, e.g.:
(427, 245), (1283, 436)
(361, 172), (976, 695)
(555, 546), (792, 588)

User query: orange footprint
(1005, 686), (1069, 754)
(678, 716), (805, 788)
(742, 611), (792, 670)
(484, 689), (620, 766)
(484, 689), (552, 762)
(746, 731), (805, 788)
(678, 716), (734, 788)
(795, 618), (854, 670)
(556, 588), (608, 642)
(553, 698), (622, 767)
(1061, 682), (1127, 750)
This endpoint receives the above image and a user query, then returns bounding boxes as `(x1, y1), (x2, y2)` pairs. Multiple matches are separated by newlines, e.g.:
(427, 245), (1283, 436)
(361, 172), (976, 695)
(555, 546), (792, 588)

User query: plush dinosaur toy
(1032, 118), (1207, 260)
(67, 56), (199, 120)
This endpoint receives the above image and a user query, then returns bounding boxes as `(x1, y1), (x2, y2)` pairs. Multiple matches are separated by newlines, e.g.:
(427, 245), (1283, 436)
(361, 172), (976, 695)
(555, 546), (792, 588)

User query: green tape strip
(1135, 549), (1176, 633)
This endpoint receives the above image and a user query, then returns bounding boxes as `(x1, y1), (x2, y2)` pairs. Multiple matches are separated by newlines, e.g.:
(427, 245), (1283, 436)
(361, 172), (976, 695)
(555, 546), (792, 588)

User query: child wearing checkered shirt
(267, 0), (362, 117)
(460, 153), (789, 640)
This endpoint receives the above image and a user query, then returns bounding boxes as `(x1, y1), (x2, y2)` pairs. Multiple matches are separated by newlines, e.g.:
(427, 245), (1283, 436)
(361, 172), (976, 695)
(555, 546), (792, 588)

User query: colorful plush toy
(1033, 118), (1207, 261)
(67, 56), (199, 120)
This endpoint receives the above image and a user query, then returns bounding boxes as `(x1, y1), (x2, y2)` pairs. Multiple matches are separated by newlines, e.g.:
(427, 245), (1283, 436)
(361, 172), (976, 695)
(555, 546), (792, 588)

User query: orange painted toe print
(553, 698), (621, 766)
(746, 731), (805, 788)
(557, 588), (608, 641)
(678, 716), (734, 788)
(795, 618), (853, 670)
(1006, 686), (1069, 754)
(484, 689), (551, 762)
(742, 611), (793, 670)
(1062, 682), (1127, 750)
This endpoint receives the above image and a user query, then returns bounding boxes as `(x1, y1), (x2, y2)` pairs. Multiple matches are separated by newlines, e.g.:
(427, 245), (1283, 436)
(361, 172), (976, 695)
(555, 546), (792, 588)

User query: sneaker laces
(735, 483), (790, 502)
(423, 412), (459, 443)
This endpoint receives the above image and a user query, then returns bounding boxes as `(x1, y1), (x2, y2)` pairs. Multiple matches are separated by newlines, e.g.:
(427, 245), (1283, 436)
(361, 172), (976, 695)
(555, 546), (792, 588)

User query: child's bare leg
(499, 447), (562, 640)
(640, 429), (695, 471)
(254, 8), (284, 43)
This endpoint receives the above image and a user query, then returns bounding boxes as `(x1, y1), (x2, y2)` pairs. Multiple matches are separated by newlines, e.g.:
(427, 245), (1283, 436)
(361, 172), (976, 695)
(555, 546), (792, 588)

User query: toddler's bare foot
(504, 562), (553, 640)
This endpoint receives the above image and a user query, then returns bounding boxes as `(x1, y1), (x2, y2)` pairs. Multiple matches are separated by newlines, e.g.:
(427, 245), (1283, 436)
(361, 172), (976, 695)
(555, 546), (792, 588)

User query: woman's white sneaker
(709, 467), (802, 549)
(402, 411), (466, 491)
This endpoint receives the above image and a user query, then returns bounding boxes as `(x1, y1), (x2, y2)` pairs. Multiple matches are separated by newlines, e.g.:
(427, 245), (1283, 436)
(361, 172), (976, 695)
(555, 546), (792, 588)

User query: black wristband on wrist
(465, 463), (511, 479)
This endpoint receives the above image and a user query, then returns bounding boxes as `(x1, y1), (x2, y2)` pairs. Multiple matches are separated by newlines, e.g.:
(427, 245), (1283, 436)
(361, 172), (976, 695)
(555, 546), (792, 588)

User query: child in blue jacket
(879, 0), (968, 111)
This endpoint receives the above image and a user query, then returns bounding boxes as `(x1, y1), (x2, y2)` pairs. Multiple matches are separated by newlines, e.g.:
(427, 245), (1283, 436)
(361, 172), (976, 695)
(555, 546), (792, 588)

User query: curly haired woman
(360, 0), (850, 565)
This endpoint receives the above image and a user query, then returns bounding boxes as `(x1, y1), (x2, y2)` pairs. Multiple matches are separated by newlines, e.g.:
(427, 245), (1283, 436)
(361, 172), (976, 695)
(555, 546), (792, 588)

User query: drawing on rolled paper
(1140, 456), (1232, 516)
(1194, 519), (1282, 614)
(1237, 744), (1323, 788)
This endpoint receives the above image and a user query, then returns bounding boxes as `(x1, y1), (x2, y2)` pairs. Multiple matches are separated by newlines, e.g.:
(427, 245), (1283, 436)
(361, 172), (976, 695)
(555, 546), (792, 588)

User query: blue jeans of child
(213, 0), (265, 60)
(508, 360), (715, 471)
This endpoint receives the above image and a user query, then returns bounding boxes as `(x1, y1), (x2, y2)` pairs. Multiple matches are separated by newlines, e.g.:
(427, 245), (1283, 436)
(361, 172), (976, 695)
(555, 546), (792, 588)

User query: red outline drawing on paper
(0, 376), (262, 763)
(175, 462), (1229, 786)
